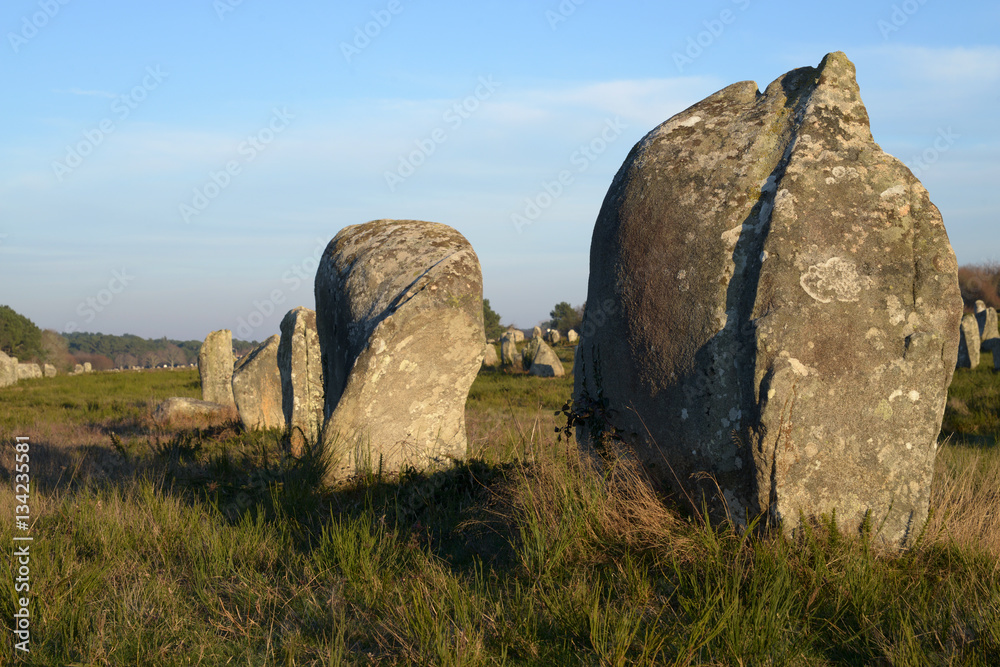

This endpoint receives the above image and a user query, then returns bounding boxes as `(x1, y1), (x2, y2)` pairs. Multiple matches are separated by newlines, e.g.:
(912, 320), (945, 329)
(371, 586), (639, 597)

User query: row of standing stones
(957, 300), (1000, 370)
(158, 307), (324, 457)
(484, 325), (573, 377)
(0, 353), (90, 387)
(159, 52), (973, 546)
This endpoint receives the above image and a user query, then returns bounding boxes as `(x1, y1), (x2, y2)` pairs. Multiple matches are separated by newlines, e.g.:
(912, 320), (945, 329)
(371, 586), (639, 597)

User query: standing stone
(529, 340), (565, 377)
(278, 307), (324, 456)
(0, 351), (18, 387)
(315, 220), (485, 481)
(958, 314), (981, 369)
(83, 362), (92, 373)
(975, 300), (987, 313)
(521, 336), (542, 370)
(574, 52), (962, 545)
(548, 329), (562, 345)
(532, 326), (543, 339)
(17, 363), (42, 379)
(975, 306), (998, 342)
(500, 331), (522, 368)
(72, 363), (84, 375)
(981, 307), (1000, 362)
(506, 326), (525, 343)
(232, 335), (283, 431)
(567, 329), (579, 343)
(482, 343), (499, 367)
(43, 364), (57, 378)
(153, 397), (232, 426)
(198, 329), (236, 407)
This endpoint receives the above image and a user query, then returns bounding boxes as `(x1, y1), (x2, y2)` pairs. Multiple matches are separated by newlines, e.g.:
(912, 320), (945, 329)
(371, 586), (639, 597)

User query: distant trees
(547, 302), (584, 334)
(40, 329), (74, 371)
(483, 299), (504, 340)
(73, 353), (114, 371)
(63, 331), (259, 368)
(0, 305), (42, 360)
(958, 262), (1000, 311)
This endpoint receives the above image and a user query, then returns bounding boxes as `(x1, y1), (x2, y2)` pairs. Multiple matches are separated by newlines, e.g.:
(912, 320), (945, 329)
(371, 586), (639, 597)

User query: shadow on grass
(48, 421), (527, 574)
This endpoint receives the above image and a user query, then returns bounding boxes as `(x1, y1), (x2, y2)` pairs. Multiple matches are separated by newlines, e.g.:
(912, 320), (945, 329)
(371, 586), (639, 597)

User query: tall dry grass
(928, 444), (1000, 558)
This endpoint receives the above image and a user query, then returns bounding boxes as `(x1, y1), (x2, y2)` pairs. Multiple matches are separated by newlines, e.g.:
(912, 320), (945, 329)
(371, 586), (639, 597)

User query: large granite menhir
(315, 220), (485, 482)
(574, 52), (963, 545)
(198, 329), (236, 407)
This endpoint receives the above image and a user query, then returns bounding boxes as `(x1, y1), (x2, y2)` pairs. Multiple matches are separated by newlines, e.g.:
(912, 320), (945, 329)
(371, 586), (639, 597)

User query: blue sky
(1, 0), (997, 341)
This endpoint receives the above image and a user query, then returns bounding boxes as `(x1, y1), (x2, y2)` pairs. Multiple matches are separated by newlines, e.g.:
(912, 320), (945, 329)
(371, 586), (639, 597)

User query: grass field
(1, 347), (998, 665)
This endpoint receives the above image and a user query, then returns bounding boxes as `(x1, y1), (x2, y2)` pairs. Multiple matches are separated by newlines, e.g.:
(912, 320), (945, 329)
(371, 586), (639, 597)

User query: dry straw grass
(927, 444), (1000, 558)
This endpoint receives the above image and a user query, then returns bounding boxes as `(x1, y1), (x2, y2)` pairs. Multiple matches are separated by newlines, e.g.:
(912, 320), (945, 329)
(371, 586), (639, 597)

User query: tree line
(958, 262), (1000, 311)
(0, 305), (259, 371)
(483, 299), (584, 340)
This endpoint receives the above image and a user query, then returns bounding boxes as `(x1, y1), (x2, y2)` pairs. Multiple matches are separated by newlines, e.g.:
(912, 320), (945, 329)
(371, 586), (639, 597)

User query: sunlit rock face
(232, 335), (283, 431)
(199, 329), (235, 407)
(574, 52), (962, 545)
(314, 220), (485, 482)
(278, 307), (324, 456)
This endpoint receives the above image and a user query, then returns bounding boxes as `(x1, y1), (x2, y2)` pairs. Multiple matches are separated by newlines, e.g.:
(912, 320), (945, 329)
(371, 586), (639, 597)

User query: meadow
(0, 346), (998, 665)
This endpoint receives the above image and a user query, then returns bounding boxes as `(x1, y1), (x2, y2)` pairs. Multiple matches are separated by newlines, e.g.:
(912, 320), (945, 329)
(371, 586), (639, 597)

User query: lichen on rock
(314, 220), (485, 482)
(574, 52), (962, 546)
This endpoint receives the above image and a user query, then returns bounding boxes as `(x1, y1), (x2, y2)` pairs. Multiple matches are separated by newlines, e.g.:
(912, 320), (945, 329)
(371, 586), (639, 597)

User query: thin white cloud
(860, 44), (1000, 84)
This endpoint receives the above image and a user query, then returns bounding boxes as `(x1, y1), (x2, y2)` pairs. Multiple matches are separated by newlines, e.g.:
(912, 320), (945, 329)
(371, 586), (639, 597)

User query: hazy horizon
(3, 1), (998, 341)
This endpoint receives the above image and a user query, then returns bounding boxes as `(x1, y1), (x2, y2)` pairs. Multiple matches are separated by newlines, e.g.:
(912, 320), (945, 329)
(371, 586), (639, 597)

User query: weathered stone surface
(83, 362), (92, 373)
(547, 329), (562, 345)
(198, 329), (236, 407)
(278, 307), (324, 455)
(72, 363), (84, 375)
(17, 363), (42, 380)
(506, 326), (525, 343)
(232, 335), (283, 431)
(532, 326), (543, 340)
(574, 52), (962, 545)
(529, 340), (565, 377)
(0, 351), (18, 387)
(482, 343), (499, 367)
(958, 314), (981, 368)
(521, 337), (541, 370)
(43, 364), (57, 378)
(975, 300), (987, 313)
(315, 219), (485, 481)
(153, 397), (234, 426)
(500, 332), (522, 368)
(975, 306), (998, 343)
(567, 329), (579, 343)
